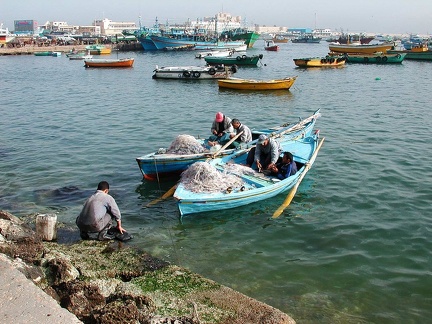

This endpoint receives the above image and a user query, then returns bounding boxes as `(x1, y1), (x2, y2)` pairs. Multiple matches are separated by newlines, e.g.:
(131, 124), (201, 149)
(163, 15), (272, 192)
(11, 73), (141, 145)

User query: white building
(94, 18), (137, 36)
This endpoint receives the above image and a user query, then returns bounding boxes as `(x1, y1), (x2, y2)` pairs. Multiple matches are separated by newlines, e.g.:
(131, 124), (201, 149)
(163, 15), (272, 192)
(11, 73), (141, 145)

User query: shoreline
(0, 210), (296, 323)
(0, 42), (143, 55)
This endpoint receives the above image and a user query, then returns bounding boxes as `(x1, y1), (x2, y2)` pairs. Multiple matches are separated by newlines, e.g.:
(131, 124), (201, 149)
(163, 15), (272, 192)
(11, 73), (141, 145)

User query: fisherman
(76, 181), (131, 241)
(208, 112), (233, 146)
(228, 118), (252, 148)
(269, 151), (298, 179)
(246, 134), (281, 171)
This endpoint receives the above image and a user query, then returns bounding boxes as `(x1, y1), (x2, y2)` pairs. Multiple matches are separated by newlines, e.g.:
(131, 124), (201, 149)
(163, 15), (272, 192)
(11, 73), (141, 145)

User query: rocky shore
(0, 210), (295, 324)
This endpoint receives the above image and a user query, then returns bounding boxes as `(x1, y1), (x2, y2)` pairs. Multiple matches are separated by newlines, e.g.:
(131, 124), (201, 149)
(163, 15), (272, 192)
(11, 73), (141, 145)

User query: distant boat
(293, 56), (346, 68)
(0, 26), (16, 44)
(219, 28), (260, 48)
(344, 53), (406, 64)
(329, 42), (395, 54)
(149, 35), (245, 51)
(387, 44), (432, 61)
(217, 76), (297, 91)
(34, 51), (53, 56)
(205, 54), (263, 66)
(152, 65), (237, 80)
(84, 58), (134, 68)
(264, 40), (280, 51)
(85, 45), (112, 55)
(292, 34), (322, 43)
(272, 35), (289, 43)
(326, 33), (375, 45)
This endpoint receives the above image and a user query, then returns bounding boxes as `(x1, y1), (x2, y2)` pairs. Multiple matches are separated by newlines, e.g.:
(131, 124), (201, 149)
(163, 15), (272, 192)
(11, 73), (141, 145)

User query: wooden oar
(146, 184), (178, 207)
(272, 137), (325, 218)
(207, 130), (244, 160)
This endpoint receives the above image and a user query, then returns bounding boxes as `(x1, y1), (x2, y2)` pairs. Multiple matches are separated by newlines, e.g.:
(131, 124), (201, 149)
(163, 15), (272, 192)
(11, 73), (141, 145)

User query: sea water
(1, 42), (431, 323)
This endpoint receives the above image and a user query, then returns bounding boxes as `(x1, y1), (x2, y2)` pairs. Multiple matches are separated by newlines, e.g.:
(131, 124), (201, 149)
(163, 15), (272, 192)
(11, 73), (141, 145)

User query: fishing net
(165, 134), (208, 154)
(180, 162), (246, 193)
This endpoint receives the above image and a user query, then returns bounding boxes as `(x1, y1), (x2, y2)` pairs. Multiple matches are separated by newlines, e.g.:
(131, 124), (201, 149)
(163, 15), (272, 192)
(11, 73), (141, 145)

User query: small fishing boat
(85, 44), (112, 55)
(51, 52), (62, 57)
(344, 53), (406, 64)
(195, 49), (235, 59)
(292, 34), (322, 43)
(174, 131), (324, 216)
(205, 54), (263, 66)
(387, 44), (432, 61)
(84, 58), (134, 68)
(293, 56), (346, 68)
(328, 42), (395, 54)
(68, 53), (93, 60)
(136, 110), (321, 180)
(34, 51), (53, 56)
(264, 40), (280, 51)
(152, 65), (237, 79)
(217, 76), (297, 90)
(272, 35), (289, 43)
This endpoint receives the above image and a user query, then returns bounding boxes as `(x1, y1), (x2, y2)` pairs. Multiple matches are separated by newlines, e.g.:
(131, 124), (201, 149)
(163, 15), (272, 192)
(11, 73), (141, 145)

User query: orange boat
(84, 58), (134, 68)
(329, 42), (395, 54)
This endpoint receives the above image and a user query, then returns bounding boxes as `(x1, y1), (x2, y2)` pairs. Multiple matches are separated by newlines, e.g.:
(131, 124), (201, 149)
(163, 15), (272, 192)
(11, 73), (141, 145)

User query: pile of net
(165, 135), (208, 154)
(180, 162), (246, 193)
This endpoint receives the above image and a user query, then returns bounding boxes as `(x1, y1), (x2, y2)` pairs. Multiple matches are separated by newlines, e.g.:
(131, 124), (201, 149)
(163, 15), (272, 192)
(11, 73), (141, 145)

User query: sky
(1, 0), (432, 35)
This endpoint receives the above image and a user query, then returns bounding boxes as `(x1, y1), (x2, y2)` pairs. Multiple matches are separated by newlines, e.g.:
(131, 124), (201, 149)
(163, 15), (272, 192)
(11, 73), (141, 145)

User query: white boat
(195, 45), (248, 59)
(0, 25), (16, 45)
(152, 65), (237, 80)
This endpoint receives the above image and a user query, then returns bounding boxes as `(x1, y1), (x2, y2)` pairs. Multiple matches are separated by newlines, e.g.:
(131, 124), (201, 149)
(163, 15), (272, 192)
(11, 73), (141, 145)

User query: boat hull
(84, 58), (134, 68)
(174, 133), (323, 216)
(149, 35), (245, 51)
(152, 65), (236, 79)
(294, 57), (346, 67)
(205, 54), (262, 66)
(387, 49), (432, 61)
(345, 53), (406, 64)
(217, 76), (297, 90)
(329, 42), (395, 54)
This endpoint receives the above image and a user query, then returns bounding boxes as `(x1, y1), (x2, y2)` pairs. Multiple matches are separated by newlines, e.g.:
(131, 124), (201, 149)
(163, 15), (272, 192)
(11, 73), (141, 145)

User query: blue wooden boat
(136, 110), (321, 180)
(174, 131), (324, 216)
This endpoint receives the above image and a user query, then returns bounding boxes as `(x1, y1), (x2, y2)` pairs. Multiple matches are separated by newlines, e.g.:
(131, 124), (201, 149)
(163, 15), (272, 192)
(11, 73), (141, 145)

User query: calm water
(1, 42), (431, 323)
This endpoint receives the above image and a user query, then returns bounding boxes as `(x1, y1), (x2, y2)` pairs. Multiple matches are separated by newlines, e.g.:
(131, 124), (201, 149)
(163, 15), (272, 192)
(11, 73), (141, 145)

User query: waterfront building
(94, 18), (137, 36)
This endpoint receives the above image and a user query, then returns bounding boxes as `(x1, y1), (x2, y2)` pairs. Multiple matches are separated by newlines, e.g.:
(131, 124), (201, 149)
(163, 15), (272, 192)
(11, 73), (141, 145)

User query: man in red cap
(208, 112), (233, 146)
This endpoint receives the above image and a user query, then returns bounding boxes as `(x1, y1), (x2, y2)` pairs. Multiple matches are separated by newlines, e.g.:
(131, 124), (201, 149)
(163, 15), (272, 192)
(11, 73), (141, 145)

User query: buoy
(36, 213), (57, 241)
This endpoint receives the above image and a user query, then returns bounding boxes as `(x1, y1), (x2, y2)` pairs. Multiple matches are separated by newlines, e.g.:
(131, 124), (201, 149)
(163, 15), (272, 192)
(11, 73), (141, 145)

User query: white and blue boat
(174, 131), (324, 216)
(136, 110), (321, 181)
(149, 34), (245, 51)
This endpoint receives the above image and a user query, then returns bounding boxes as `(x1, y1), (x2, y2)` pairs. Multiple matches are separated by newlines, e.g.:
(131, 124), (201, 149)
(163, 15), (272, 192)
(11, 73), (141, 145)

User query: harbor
(1, 40), (431, 322)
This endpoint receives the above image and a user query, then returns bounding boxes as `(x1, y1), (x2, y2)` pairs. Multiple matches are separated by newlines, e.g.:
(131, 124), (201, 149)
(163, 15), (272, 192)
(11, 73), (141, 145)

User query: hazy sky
(2, 0), (431, 35)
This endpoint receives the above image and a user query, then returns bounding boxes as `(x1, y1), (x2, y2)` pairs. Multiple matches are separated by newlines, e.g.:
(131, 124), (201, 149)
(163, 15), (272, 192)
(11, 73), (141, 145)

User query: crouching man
(76, 181), (128, 241)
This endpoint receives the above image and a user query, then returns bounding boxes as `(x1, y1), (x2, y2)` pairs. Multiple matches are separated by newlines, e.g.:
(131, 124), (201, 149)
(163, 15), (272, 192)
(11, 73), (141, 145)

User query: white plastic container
(35, 213), (57, 241)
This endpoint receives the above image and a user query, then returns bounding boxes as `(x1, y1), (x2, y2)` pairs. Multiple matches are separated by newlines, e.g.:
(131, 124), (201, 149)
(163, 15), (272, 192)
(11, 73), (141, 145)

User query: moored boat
(272, 35), (289, 43)
(174, 131), (324, 216)
(136, 110), (321, 180)
(205, 54), (263, 66)
(34, 51), (53, 56)
(217, 76), (297, 90)
(264, 40), (280, 51)
(152, 65), (238, 80)
(84, 58), (134, 68)
(387, 44), (432, 61)
(329, 42), (395, 54)
(219, 28), (260, 48)
(293, 56), (346, 67)
(149, 35), (245, 51)
(85, 44), (112, 55)
(292, 34), (322, 43)
(344, 53), (406, 64)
